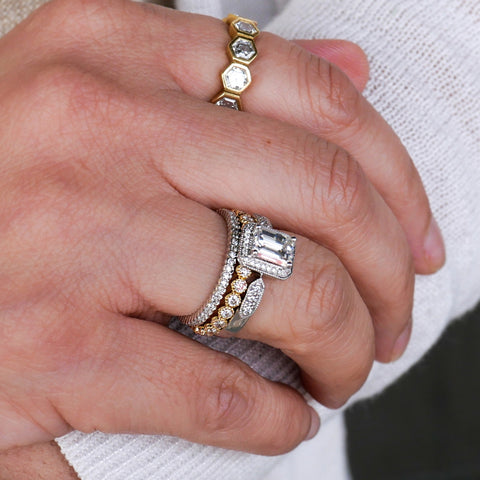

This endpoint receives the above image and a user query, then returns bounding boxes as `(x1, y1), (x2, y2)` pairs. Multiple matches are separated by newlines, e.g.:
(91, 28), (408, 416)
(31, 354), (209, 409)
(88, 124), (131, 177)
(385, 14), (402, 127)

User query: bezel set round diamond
(211, 15), (260, 111)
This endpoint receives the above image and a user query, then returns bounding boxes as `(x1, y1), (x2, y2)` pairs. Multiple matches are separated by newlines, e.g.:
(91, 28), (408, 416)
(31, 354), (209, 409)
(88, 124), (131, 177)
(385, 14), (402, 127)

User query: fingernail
(423, 217), (446, 270)
(305, 407), (321, 441)
(391, 319), (412, 362)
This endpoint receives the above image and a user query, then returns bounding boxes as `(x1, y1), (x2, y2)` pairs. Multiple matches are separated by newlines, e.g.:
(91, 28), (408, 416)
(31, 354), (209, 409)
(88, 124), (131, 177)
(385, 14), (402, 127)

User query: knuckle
(33, 0), (119, 43)
(19, 63), (129, 150)
(19, 64), (98, 132)
(324, 147), (367, 223)
(317, 61), (362, 131)
(198, 357), (257, 436)
(299, 142), (368, 227)
(296, 50), (361, 131)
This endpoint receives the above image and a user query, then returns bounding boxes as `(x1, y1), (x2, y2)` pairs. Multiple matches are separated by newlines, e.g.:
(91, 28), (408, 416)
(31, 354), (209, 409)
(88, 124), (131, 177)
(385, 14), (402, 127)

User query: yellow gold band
(193, 263), (256, 336)
(211, 15), (259, 111)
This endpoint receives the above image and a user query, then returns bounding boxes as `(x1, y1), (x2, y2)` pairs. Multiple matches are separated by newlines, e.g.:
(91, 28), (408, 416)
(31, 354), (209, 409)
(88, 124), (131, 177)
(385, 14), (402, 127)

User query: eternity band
(178, 209), (241, 327)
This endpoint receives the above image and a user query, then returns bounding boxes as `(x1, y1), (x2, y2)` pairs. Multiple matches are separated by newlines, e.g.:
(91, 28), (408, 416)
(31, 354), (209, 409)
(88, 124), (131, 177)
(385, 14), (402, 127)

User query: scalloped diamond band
(178, 209), (296, 336)
(211, 15), (259, 111)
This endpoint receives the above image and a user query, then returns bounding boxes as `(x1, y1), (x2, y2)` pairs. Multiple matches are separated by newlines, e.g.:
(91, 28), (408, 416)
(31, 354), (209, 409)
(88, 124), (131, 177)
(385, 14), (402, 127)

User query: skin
(0, 0), (446, 477)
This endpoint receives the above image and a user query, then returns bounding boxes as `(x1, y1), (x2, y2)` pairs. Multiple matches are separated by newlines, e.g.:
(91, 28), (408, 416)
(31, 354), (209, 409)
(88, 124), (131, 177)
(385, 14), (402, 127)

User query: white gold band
(178, 209), (241, 327)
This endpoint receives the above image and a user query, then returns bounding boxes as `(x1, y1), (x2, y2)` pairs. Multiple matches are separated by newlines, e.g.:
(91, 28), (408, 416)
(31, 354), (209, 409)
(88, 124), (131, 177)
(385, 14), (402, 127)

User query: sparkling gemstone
(232, 279), (248, 293)
(240, 278), (265, 317)
(236, 265), (252, 279)
(213, 318), (228, 329)
(239, 213), (254, 223)
(205, 326), (216, 336)
(215, 96), (239, 110)
(222, 64), (251, 93)
(253, 226), (296, 268)
(226, 293), (242, 308)
(219, 306), (234, 319)
(233, 20), (259, 36)
(230, 37), (257, 62)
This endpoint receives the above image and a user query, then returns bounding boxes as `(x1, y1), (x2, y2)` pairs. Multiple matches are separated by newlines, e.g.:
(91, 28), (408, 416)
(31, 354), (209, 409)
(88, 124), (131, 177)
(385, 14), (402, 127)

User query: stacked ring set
(179, 210), (296, 336)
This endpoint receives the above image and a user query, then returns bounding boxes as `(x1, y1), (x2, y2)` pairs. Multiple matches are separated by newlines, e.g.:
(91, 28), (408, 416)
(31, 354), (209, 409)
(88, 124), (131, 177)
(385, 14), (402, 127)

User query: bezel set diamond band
(178, 210), (297, 336)
(211, 15), (259, 111)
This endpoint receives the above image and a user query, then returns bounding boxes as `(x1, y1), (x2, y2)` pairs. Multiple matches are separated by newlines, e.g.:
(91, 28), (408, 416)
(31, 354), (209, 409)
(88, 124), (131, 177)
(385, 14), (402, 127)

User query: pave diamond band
(178, 209), (296, 336)
(211, 15), (259, 111)
(178, 209), (240, 327)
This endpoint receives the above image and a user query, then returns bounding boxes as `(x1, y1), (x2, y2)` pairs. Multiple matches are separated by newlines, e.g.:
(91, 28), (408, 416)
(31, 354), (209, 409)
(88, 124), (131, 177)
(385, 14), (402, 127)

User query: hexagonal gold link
(211, 14), (259, 111)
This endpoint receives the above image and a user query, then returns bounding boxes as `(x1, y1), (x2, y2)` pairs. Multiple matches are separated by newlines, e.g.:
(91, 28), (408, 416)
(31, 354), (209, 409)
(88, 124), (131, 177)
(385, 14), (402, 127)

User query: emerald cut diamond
(239, 223), (296, 279)
(216, 97), (239, 110)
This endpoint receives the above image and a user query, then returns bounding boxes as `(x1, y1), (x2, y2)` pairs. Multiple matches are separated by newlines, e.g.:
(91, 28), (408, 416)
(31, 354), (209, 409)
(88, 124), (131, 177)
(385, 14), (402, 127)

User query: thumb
(294, 39), (370, 92)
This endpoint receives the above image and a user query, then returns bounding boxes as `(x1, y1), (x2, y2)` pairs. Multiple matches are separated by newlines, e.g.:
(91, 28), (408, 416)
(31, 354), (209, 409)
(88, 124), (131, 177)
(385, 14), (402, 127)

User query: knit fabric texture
(0, 0), (47, 36)
(1, 0), (480, 479)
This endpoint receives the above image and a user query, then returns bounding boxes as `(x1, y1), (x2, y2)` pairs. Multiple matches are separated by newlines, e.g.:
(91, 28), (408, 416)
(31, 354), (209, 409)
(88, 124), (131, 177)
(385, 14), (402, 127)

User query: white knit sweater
(1, 1), (480, 479)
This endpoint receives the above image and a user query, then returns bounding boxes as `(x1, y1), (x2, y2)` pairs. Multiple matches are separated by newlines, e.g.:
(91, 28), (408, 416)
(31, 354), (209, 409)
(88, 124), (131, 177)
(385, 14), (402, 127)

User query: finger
(225, 237), (376, 408)
(52, 313), (318, 455)
(293, 39), (370, 92)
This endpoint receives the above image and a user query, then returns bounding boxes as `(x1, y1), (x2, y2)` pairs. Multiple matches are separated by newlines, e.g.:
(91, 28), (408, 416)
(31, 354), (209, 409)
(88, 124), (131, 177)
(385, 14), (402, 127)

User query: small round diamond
(205, 326), (217, 336)
(219, 306), (234, 320)
(239, 213), (254, 223)
(232, 279), (248, 293)
(213, 318), (228, 329)
(195, 326), (206, 336)
(226, 293), (242, 308)
(236, 266), (252, 279)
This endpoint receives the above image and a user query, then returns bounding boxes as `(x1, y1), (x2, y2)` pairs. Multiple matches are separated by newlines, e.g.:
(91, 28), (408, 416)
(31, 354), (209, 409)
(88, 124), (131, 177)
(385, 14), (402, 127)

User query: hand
(0, 0), (444, 456)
